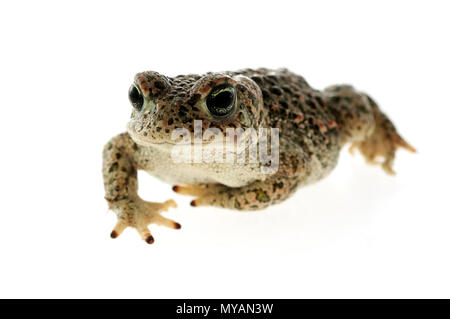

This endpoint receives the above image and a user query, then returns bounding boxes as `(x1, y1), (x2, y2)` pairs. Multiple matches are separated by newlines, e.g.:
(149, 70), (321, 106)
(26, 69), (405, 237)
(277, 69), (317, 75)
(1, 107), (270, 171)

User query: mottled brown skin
(102, 68), (415, 244)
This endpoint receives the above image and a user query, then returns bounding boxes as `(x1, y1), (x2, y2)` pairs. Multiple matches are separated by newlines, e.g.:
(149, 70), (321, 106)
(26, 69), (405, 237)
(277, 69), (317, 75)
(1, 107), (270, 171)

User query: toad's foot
(172, 184), (226, 207)
(350, 117), (416, 175)
(109, 198), (180, 244)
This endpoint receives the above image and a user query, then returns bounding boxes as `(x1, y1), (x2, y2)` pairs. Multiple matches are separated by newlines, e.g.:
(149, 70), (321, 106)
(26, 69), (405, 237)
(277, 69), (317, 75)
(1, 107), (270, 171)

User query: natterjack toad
(102, 68), (415, 244)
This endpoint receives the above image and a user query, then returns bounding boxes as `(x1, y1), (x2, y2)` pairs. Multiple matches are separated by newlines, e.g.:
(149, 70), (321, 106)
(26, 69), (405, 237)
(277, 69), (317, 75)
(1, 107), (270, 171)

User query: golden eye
(206, 85), (236, 118)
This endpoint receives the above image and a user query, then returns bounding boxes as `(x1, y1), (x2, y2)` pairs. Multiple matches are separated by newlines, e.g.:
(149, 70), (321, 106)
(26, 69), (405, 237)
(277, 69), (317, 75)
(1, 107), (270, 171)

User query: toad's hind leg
(325, 85), (416, 175)
(173, 176), (300, 210)
(349, 101), (416, 175)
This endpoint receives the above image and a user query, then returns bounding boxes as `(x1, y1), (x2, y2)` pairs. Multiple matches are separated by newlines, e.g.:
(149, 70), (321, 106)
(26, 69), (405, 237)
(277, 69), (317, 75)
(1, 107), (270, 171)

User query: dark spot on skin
(270, 87), (282, 96)
(255, 189), (270, 203)
(261, 89), (271, 100)
(267, 75), (278, 83)
(330, 96), (341, 104)
(181, 116), (191, 124)
(178, 106), (191, 123)
(154, 81), (165, 90)
(282, 86), (292, 94)
(357, 104), (369, 114)
(168, 118), (174, 125)
(179, 105), (188, 113)
(315, 96), (324, 106)
(108, 162), (118, 173)
(306, 99), (317, 109)
(250, 76), (263, 85)
(273, 182), (284, 192)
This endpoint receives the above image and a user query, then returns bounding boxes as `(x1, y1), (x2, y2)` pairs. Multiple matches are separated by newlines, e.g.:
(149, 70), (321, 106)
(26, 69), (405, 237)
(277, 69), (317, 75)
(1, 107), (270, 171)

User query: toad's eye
(128, 84), (144, 111)
(206, 85), (236, 118)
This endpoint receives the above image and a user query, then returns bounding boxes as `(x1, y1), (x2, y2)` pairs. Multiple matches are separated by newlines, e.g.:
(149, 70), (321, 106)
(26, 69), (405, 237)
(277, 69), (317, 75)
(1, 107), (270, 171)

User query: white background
(0, 0), (449, 298)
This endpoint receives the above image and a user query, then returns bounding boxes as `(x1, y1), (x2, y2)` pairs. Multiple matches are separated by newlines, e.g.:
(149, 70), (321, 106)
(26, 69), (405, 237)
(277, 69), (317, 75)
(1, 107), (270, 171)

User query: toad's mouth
(129, 133), (244, 148)
(128, 130), (255, 152)
(127, 129), (176, 147)
(127, 122), (257, 150)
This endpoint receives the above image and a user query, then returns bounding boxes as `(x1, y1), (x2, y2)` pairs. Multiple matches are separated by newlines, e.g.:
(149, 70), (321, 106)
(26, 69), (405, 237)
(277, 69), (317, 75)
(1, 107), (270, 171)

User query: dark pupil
(128, 85), (144, 110)
(206, 87), (235, 117)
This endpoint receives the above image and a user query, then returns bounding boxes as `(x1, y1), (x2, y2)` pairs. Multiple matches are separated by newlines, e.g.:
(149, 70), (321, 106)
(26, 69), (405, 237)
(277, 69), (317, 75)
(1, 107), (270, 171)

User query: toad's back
(227, 68), (342, 181)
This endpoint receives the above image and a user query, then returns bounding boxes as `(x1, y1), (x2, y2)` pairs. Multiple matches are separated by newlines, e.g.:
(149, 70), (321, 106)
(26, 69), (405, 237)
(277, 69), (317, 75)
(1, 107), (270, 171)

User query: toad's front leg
(102, 133), (180, 244)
